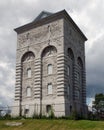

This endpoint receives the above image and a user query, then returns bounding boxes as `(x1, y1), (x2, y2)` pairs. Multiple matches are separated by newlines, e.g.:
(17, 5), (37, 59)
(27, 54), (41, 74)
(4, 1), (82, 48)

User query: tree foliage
(92, 93), (104, 119)
(93, 93), (104, 110)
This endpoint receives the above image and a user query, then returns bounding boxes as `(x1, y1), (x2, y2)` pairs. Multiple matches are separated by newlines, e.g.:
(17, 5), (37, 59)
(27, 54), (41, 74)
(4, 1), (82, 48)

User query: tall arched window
(67, 48), (74, 101)
(26, 87), (31, 97)
(27, 68), (31, 78)
(48, 64), (53, 74)
(41, 46), (57, 97)
(77, 57), (83, 87)
(21, 51), (35, 100)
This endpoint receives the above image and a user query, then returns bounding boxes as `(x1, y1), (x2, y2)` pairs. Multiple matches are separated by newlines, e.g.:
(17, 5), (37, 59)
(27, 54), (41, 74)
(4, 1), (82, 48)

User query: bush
(48, 109), (55, 119)
(69, 111), (83, 120)
(0, 113), (11, 120)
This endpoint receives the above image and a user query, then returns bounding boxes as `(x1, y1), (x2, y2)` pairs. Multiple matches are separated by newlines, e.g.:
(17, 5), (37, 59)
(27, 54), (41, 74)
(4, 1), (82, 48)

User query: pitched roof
(34, 11), (53, 22)
(14, 10), (87, 41)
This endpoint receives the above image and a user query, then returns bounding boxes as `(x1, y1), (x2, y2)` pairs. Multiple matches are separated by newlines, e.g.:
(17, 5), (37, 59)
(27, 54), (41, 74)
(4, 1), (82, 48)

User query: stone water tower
(12, 10), (87, 117)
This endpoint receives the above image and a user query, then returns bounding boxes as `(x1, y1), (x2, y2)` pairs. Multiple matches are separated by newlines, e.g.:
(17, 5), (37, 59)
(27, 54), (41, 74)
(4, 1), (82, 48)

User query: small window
(48, 64), (52, 74)
(24, 109), (29, 115)
(77, 72), (80, 84)
(27, 68), (31, 78)
(26, 87), (31, 97)
(24, 105), (29, 115)
(76, 72), (79, 79)
(46, 105), (52, 115)
(67, 85), (70, 97)
(76, 90), (80, 99)
(67, 66), (70, 76)
(70, 105), (72, 113)
(47, 83), (52, 94)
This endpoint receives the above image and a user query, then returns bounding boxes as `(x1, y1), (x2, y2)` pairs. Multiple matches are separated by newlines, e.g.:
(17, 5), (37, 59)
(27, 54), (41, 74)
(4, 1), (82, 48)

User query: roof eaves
(14, 9), (87, 41)
(14, 10), (65, 33)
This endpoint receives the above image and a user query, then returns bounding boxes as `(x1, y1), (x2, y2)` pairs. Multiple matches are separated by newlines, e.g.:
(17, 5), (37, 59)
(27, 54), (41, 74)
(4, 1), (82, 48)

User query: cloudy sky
(0, 0), (104, 106)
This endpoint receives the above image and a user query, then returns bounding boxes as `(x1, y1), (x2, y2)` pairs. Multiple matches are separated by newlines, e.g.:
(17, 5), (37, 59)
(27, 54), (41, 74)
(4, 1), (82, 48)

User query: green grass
(0, 119), (104, 130)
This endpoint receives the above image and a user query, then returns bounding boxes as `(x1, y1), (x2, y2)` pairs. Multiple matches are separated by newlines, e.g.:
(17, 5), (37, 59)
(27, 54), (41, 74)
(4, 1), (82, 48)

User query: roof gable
(14, 10), (87, 41)
(34, 11), (53, 21)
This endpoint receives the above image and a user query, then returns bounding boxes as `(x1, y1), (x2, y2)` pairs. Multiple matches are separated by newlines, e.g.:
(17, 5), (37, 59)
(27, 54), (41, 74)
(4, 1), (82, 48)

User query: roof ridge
(34, 10), (53, 22)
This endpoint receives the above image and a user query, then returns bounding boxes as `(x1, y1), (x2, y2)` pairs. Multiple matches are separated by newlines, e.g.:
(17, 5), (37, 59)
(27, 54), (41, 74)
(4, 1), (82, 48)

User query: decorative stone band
(73, 64), (79, 100)
(82, 70), (86, 104)
(34, 58), (41, 98)
(15, 63), (22, 101)
(57, 53), (65, 96)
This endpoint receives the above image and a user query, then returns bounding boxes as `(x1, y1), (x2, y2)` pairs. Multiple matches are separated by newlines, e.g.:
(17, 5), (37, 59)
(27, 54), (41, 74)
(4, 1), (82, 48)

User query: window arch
(67, 48), (74, 60)
(22, 51), (35, 62)
(41, 45), (57, 58)
(26, 87), (31, 97)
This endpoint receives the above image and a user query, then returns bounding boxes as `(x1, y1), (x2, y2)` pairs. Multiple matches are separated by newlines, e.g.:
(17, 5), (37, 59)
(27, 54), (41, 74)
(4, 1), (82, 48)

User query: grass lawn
(0, 119), (104, 130)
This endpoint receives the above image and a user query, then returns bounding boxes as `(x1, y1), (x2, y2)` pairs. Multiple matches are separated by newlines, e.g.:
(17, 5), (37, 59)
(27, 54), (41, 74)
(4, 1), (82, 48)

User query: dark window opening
(46, 105), (52, 114)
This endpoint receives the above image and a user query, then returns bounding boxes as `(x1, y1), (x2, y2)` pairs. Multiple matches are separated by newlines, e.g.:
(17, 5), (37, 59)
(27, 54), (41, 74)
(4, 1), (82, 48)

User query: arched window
(48, 64), (53, 74)
(77, 57), (83, 87)
(47, 83), (52, 94)
(67, 66), (70, 76)
(26, 87), (31, 97)
(77, 57), (83, 69)
(27, 68), (31, 78)
(67, 48), (74, 60)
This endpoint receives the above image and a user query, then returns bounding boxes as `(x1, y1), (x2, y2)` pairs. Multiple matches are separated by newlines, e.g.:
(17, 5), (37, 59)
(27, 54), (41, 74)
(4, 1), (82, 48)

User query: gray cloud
(86, 33), (104, 97)
(0, 0), (104, 106)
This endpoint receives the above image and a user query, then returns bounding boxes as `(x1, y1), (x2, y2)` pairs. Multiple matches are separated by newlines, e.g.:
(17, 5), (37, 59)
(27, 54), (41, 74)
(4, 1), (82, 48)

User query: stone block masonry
(12, 10), (87, 117)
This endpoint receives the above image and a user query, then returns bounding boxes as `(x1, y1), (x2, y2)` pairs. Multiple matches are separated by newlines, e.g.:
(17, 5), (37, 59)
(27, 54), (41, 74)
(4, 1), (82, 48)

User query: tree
(93, 93), (104, 119)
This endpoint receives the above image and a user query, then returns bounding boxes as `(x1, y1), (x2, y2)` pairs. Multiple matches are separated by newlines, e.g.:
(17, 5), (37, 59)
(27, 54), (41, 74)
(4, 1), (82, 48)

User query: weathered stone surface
(12, 10), (87, 117)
